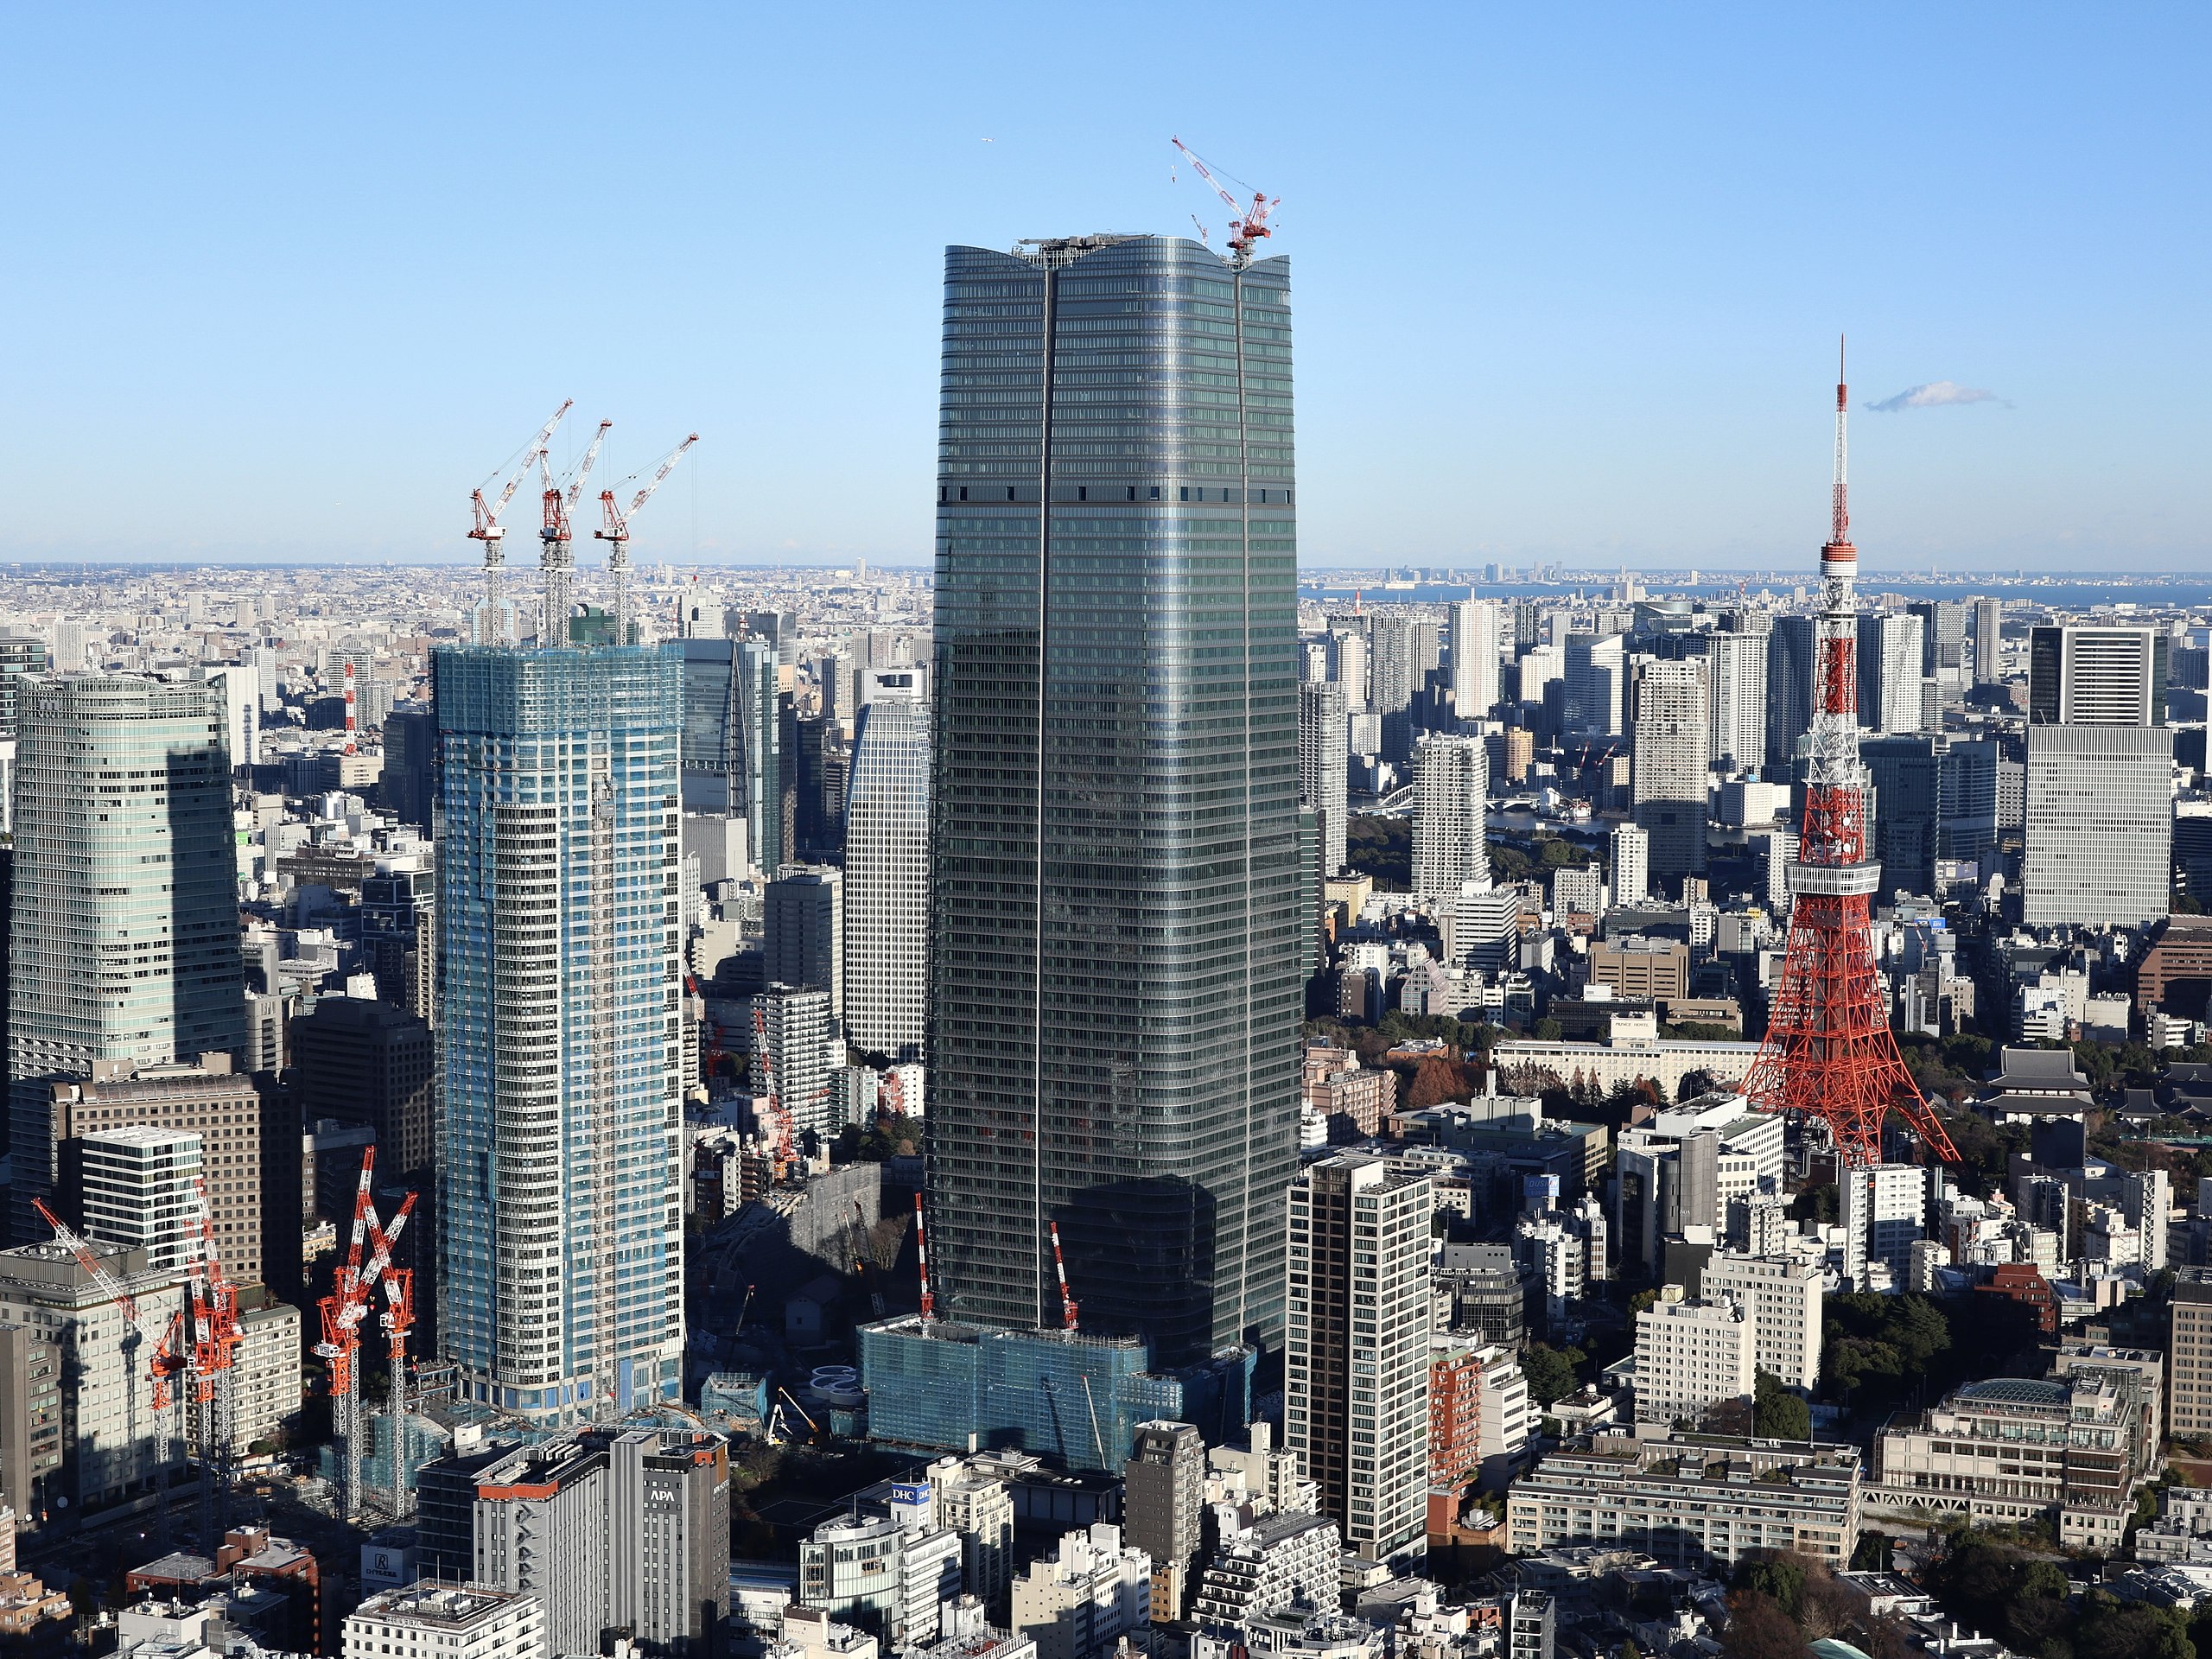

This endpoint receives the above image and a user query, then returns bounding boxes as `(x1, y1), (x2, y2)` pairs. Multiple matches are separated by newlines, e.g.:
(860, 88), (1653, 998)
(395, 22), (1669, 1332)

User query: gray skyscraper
(1765, 614), (1817, 775)
(843, 683), (929, 1062)
(435, 645), (684, 1423)
(9, 674), (245, 1242)
(1630, 658), (1709, 886)
(1857, 613), (1926, 736)
(765, 867), (843, 1017)
(1299, 680), (1350, 878)
(1973, 597), (2004, 687)
(2023, 624), (2171, 927)
(1705, 629), (1768, 774)
(927, 233), (1300, 1362)
(672, 636), (782, 874)
(1909, 600), (1967, 694)
(1563, 634), (1625, 743)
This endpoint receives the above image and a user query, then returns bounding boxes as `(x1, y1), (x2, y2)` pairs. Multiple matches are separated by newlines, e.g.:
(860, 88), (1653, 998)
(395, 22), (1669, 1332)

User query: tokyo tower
(1742, 346), (1958, 1168)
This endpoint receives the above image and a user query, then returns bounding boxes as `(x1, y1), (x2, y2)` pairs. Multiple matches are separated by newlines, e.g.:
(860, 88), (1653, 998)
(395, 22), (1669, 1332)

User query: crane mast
(595, 433), (699, 645)
(539, 418), (611, 645)
(472, 401), (572, 642)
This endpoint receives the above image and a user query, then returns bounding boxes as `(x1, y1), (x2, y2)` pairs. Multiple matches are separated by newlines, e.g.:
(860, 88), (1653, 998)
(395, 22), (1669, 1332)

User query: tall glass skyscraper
(434, 645), (685, 1423)
(8, 674), (245, 1243)
(672, 635), (782, 874)
(926, 233), (1300, 1363)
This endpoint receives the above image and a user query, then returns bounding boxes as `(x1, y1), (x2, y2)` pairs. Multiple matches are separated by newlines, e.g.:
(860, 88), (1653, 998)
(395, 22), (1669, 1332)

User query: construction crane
(35, 1201), (185, 1543)
(751, 1003), (793, 1170)
(595, 433), (699, 645)
(1171, 138), (1279, 267)
(849, 1200), (885, 1320)
(913, 1193), (936, 1329)
(537, 418), (611, 644)
(314, 1149), (379, 1522)
(359, 1189), (416, 1520)
(181, 1176), (245, 1549)
(1048, 1223), (1078, 1334)
(471, 401), (573, 639)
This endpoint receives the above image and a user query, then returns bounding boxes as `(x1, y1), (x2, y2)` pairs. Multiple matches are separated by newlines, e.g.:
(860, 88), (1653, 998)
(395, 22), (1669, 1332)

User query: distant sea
(1300, 575), (2212, 608)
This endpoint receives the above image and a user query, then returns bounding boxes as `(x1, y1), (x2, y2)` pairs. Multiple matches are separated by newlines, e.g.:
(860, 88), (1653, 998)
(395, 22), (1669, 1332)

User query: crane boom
(597, 435), (701, 543)
(473, 400), (573, 542)
(1169, 138), (1278, 266)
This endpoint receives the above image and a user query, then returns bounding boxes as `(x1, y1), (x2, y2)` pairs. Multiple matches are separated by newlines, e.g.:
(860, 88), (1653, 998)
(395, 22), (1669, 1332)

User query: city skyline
(6, 7), (2206, 572)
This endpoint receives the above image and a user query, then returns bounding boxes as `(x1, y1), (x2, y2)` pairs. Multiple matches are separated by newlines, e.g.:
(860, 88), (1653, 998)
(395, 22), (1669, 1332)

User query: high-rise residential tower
(843, 682), (930, 1062)
(9, 674), (245, 1243)
(1856, 613), (1926, 736)
(1411, 734), (1490, 906)
(1765, 614), (1817, 776)
(1706, 629), (1768, 775)
(927, 233), (1300, 1362)
(1630, 658), (1710, 886)
(1973, 597), (2004, 687)
(1448, 598), (1499, 725)
(1299, 680), (1350, 878)
(434, 645), (684, 1423)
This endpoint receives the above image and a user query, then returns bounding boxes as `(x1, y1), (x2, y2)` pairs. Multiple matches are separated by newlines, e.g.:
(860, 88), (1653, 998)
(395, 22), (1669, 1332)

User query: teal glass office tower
(926, 234), (1301, 1363)
(8, 673), (245, 1243)
(434, 645), (684, 1423)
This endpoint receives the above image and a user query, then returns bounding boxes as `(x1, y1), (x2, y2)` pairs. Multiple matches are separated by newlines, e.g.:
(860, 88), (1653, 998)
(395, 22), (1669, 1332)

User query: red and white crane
(470, 401), (573, 640)
(35, 1201), (185, 1539)
(596, 433), (699, 645)
(368, 1194), (419, 1521)
(538, 418), (612, 644)
(913, 1193), (936, 1330)
(180, 1175), (245, 1548)
(1171, 138), (1279, 267)
(315, 1149), (416, 1522)
(1048, 1223), (1079, 1334)
(751, 1002), (793, 1171)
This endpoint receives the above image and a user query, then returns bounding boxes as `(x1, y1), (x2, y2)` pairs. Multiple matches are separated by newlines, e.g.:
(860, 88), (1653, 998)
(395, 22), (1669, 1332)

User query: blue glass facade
(859, 1318), (1252, 1472)
(671, 638), (783, 872)
(926, 234), (1302, 1363)
(434, 645), (685, 1424)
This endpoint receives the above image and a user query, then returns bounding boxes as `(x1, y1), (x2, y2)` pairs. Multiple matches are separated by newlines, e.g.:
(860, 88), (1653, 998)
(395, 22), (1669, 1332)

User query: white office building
(343, 1584), (545, 1659)
(1842, 1164), (1931, 1292)
(842, 688), (929, 1060)
(1449, 599), (1500, 724)
(1609, 822), (1649, 906)
(1699, 1253), (1823, 1391)
(1300, 681), (1351, 878)
(1009, 1524), (1150, 1659)
(78, 1126), (201, 1274)
(1633, 1288), (1751, 1427)
(1707, 630), (1768, 774)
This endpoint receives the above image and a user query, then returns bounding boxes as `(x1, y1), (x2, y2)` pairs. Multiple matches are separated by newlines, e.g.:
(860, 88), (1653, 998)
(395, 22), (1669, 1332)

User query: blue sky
(5, 3), (2206, 570)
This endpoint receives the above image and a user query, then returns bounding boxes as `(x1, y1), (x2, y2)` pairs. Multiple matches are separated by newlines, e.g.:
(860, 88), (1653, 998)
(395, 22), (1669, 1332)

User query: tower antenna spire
(1831, 334), (1849, 548)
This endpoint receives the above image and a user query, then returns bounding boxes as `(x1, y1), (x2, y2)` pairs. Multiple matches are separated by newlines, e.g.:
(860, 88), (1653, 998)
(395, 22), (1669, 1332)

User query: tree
(1719, 1591), (1802, 1659)
(1754, 1370), (1812, 1440)
(1407, 1053), (1468, 1109)
(1521, 1342), (1586, 1407)
(1790, 1184), (1838, 1224)
(2075, 1599), (2190, 1659)
(1739, 1554), (1806, 1621)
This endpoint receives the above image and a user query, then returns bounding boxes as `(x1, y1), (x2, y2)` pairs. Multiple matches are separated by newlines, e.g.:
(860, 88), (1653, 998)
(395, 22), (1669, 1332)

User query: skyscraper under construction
(926, 233), (1301, 1363)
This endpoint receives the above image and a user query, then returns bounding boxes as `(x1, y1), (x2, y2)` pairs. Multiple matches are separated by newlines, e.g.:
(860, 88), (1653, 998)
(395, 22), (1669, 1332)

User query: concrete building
(9, 674), (246, 1243)
(609, 1429), (732, 1659)
(766, 867), (844, 1019)
(76, 1126), (200, 1275)
(802, 1512), (961, 1649)
(1609, 822), (1648, 906)
(1707, 629), (1768, 774)
(1974, 597), (2004, 687)
(53, 1058), (266, 1289)
(1189, 1510), (1339, 1634)
(1630, 658), (1709, 886)
(231, 1300), (302, 1456)
(1506, 1433), (1861, 1569)
(1586, 938), (1688, 1004)
(1299, 681), (1351, 879)
(1873, 1370), (2151, 1550)
(2022, 725), (2171, 928)
(2171, 1269), (2212, 1440)
(0, 1242), (184, 1510)
(342, 1583), (545, 1659)
(1841, 1165), (1930, 1292)
(1857, 613), (1926, 736)
(434, 645), (686, 1425)
(1123, 1423), (1205, 1623)
(290, 996), (437, 1176)
(1008, 1524), (1149, 1659)
(1699, 1254), (1822, 1391)
(1285, 1155), (1432, 1565)
(842, 686), (929, 1062)
(1633, 1288), (1751, 1427)
(0, 1325), (62, 1525)
(1411, 735), (1490, 906)
(1563, 635), (1624, 743)
(753, 984), (841, 1139)
(1449, 599), (1499, 724)
(473, 1436), (609, 1657)
(925, 1455), (1016, 1618)
(2030, 624), (2166, 726)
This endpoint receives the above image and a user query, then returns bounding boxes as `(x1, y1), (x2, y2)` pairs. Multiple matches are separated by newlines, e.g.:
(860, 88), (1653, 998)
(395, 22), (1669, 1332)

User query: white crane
(595, 433), (699, 645)
(470, 401), (573, 641)
(538, 418), (612, 644)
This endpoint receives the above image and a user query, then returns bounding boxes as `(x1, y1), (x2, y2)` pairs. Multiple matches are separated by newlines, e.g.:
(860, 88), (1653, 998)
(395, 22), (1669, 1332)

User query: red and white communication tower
(1742, 346), (1958, 1169)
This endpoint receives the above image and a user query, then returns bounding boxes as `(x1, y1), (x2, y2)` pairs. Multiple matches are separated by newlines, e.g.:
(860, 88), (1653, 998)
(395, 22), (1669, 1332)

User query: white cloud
(1866, 380), (2006, 412)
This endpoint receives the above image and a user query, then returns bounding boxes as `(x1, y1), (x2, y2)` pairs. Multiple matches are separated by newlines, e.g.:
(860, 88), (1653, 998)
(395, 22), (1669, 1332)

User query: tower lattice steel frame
(1743, 351), (1958, 1168)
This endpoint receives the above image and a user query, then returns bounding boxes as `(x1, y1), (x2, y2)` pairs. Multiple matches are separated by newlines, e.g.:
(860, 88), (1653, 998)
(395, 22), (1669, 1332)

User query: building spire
(1830, 335), (1850, 549)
